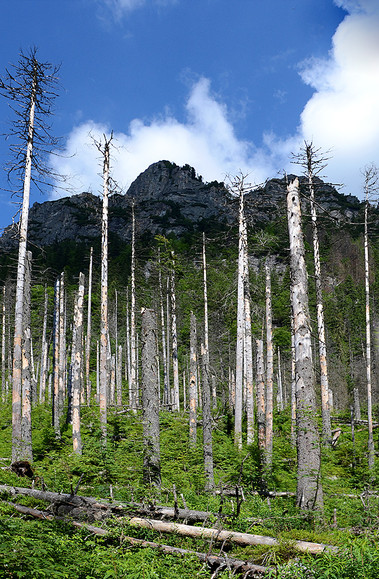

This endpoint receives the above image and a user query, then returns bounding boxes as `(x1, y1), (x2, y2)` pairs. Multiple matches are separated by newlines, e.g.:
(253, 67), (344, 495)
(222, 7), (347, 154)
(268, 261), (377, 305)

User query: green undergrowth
(1, 401), (379, 577)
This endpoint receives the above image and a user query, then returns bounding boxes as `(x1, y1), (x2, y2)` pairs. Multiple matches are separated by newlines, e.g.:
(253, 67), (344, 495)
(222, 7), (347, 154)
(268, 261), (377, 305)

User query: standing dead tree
(292, 142), (332, 442)
(141, 308), (161, 488)
(93, 132), (114, 441)
(287, 178), (323, 510)
(0, 49), (60, 461)
(362, 164), (378, 471)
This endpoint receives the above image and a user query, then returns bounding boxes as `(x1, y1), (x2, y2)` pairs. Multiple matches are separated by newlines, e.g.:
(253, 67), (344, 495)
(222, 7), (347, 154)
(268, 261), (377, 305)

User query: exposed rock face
(0, 161), (363, 251)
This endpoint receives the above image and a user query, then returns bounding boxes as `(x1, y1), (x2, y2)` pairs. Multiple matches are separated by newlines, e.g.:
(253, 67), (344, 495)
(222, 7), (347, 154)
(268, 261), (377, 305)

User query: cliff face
(0, 160), (363, 251)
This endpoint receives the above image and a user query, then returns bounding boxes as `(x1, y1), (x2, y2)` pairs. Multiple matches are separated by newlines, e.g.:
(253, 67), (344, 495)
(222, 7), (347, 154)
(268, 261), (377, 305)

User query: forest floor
(1, 401), (379, 578)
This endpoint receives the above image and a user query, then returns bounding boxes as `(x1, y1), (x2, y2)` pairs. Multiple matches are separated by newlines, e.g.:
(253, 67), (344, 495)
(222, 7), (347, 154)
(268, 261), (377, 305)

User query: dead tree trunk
(85, 247), (93, 405)
(235, 182), (246, 449)
(287, 178), (323, 510)
(265, 261), (273, 466)
(52, 277), (61, 437)
(130, 200), (138, 410)
(201, 343), (214, 491)
(39, 287), (49, 403)
(364, 172), (375, 470)
(1, 286), (5, 401)
(21, 251), (33, 461)
(141, 308), (161, 488)
(189, 311), (198, 446)
(58, 272), (66, 419)
(71, 273), (85, 455)
(97, 134), (113, 440)
(158, 250), (169, 406)
(170, 254), (180, 411)
(256, 338), (266, 453)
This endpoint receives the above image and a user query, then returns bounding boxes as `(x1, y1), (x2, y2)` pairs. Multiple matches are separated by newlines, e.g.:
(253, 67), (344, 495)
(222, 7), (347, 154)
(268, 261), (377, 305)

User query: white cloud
(293, 0), (379, 194)
(54, 0), (379, 200)
(51, 78), (279, 199)
(100, 0), (177, 19)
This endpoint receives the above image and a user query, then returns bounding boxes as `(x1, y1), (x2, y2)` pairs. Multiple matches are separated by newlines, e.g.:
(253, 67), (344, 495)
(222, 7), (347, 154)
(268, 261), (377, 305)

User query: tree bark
(141, 308), (161, 488)
(39, 287), (49, 403)
(129, 200), (138, 410)
(265, 261), (273, 466)
(189, 311), (198, 446)
(287, 178), (323, 510)
(170, 254), (180, 411)
(234, 187), (245, 450)
(72, 272), (85, 455)
(52, 277), (61, 437)
(20, 251), (33, 461)
(306, 145), (332, 442)
(256, 338), (266, 453)
(201, 343), (214, 491)
(85, 247), (93, 405)
(364, 194), (374, 470)
(11, 67), (36, 463)
(99, 135), (112, 440)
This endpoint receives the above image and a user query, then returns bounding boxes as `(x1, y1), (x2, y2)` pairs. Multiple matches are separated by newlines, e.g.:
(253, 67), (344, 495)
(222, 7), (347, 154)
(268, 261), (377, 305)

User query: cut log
(0, 485), (338, 553)
(128, 517), (337, 554)
(7, 502), (268, 577)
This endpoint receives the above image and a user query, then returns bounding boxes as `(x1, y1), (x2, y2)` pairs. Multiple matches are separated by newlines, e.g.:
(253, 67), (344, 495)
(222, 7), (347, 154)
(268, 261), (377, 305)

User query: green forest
(1, 175), (379, 578)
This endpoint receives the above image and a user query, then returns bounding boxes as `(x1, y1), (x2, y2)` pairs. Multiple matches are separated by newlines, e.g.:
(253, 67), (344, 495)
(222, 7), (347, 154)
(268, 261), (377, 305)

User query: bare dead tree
(362, 164), (378, 471)
(0, 48), (60, 461)
(292, 142), (332, 442)
(93, 132), (114, 441)
(287, 178), (323, 511)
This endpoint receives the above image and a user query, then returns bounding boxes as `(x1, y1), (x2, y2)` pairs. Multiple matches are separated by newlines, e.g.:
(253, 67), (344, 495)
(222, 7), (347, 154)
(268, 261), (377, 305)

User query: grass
(1, 399), (379, 577)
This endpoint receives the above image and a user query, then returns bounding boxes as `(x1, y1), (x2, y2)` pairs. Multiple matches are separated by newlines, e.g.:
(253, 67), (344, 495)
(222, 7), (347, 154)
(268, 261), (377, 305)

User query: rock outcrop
(0, 161), (363, 252)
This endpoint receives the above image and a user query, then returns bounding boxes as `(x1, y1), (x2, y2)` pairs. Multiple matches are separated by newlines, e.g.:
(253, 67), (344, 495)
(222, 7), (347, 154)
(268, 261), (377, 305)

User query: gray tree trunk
(201, 343), (214, 491)
(39, 287), (49, 403)
(141, 308), (161, 488)
(189, 311), (198, 446)
(158, 250), (169, 406)
(11, 72), (36, 462)
(287, 178), (323, 510)
(85, 247), (93, 405)
(234, 187), (245, 449)
(72, 273), (85, 455)
(364, 194), (374, 470)
(2, 286), (6, 401)
(265, 261), (273, 466)
(20, 251), (33, 461)
(306, 146), (332, 442)
(58, 272), (66, 418)
(170, 255), (180, 411)
(99, 135), (112, 440)
(256, 338), (266, 454)
(130, 200), (138, 410)
(52, 277), (61, 437)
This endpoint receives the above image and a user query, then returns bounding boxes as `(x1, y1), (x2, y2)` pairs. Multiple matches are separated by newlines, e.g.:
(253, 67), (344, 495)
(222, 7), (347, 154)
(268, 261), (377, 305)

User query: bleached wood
(72, 272), (85, 455)
(287, 178), (323, 510)
(265, 261), (273, 465)
(189, 311), (198, 445)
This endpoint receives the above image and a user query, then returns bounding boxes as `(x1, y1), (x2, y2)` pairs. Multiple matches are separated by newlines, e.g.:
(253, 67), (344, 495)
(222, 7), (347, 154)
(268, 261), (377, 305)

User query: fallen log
(0, 485), (260, 524)
(128, 517), (338, 554)
(7, 502), (268, 577)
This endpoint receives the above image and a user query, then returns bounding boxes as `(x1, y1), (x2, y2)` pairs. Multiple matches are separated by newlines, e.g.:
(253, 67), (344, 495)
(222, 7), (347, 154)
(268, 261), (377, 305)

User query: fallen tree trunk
(0, 485), (227, 523)
(7, 502), (268, 578)
(128, 517), (337, 554)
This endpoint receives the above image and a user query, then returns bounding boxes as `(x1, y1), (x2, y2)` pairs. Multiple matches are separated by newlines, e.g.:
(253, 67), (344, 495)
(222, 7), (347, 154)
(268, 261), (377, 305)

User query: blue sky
(0, 0), (378, 233)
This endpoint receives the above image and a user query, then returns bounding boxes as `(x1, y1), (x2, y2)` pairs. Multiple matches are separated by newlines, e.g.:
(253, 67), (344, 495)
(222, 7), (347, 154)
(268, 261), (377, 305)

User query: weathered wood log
(128, 517), (337, 554)
(7, 502), (268, 577)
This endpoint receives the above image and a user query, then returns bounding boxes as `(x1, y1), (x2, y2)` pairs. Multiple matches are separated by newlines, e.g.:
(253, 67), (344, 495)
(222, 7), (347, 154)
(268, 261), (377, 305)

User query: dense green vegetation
(1, 189), (379, 576)
(1, 399), (379, 577)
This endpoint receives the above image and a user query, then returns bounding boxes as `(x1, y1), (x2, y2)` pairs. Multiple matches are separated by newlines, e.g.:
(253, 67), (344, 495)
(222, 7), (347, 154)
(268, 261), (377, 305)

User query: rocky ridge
(0, 160), (363, 251)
